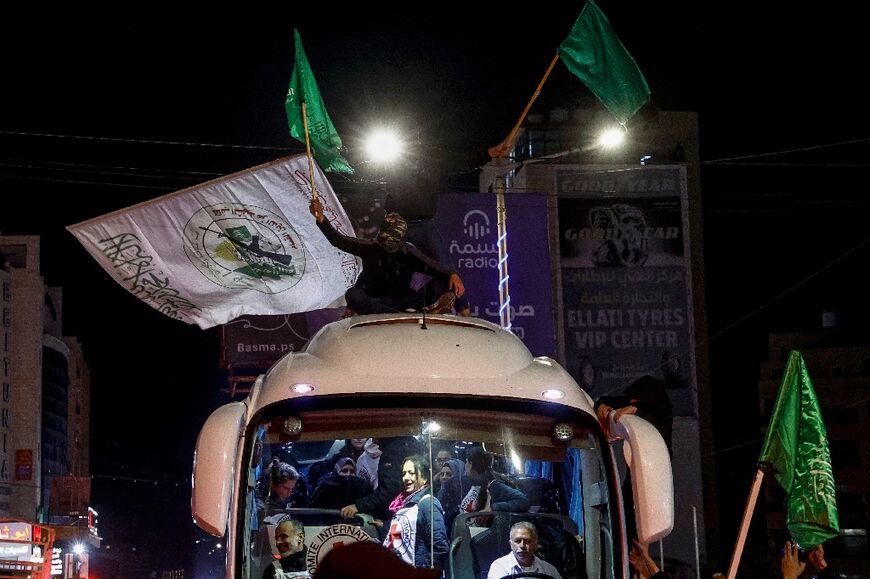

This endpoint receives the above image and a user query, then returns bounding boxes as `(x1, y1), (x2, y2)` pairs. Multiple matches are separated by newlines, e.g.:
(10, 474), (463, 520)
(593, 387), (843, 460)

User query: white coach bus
(192, 313), (673, 578)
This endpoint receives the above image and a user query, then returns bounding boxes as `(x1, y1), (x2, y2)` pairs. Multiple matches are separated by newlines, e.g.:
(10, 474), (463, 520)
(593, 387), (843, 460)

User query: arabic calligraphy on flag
(68, 155), (360, 329)
(759, 350), (840, 547)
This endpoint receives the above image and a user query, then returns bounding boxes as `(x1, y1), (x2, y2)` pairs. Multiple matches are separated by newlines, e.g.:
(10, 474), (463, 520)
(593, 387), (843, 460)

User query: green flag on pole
(285, 29), (353, 174)
(759, 350), (840, 547)
(558, 0), (650, 125)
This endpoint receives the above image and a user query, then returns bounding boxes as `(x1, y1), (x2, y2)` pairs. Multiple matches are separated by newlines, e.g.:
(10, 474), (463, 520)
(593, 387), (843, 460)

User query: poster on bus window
(556, 165), (697, 417)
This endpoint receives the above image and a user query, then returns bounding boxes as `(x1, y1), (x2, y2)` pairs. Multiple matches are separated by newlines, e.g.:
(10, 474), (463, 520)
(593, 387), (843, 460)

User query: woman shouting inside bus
(383, 454), (448, 570)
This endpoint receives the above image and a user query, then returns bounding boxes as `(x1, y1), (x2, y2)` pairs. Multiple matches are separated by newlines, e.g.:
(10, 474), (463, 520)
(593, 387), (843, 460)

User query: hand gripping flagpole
(301, 101), (318, 201)
(488, 53), (560, 329)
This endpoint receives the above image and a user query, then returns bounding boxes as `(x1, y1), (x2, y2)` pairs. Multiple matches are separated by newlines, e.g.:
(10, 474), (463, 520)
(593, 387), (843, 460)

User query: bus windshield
(241, 400), (619, 579)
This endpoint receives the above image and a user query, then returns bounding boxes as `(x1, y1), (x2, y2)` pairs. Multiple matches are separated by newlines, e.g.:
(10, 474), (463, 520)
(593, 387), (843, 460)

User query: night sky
(2, 2), (870, 574)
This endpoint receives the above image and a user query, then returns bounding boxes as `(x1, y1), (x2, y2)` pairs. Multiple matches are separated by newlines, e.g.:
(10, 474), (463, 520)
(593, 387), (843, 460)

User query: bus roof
(249, 314), (595, 416)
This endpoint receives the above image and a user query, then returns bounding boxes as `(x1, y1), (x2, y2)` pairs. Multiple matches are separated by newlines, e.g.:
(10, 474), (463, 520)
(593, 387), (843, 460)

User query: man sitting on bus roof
(310, 197), (465, 315)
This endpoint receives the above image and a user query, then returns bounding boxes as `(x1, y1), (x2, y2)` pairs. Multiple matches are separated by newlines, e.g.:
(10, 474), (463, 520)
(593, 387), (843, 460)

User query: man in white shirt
(486, 521), (563, 579)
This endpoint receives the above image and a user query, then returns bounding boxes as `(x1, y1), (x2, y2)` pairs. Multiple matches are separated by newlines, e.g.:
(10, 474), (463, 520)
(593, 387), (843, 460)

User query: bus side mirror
(192, 402), (246, 537)
(609, 413), (674, 543)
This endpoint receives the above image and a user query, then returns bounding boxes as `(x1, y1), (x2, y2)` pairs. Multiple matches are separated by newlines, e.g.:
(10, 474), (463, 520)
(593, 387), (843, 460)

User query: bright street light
(597, 127), (626, 149)
(364, 128), (404, 165)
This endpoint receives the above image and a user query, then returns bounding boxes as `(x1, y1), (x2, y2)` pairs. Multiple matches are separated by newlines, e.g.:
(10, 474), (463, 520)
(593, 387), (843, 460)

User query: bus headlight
(553, 422), (574, 441)
(283, 417), (303, 435)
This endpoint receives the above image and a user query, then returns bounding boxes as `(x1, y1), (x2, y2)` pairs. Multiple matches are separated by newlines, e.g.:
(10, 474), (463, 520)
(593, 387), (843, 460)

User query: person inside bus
(436, 457), (460, 488)
(262, 518), (308, 579)
(486, 521), (563, 579)
(383, 454), (448, 569)
(340, 436), (420, 526)
(307, 438), (370, 488)
(310, 457), (374, 510)
(257, 462), (309, 516)
(431, 443), (455, 495)
(310, 196), (465, 315)
(434, 443), (454, 470)
(457, 447), (529, 519)
(435, 458), (470, 531)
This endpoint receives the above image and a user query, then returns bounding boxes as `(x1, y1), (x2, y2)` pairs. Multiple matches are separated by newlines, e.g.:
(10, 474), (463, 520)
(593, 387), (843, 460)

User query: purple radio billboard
(435, 192), (555, 357)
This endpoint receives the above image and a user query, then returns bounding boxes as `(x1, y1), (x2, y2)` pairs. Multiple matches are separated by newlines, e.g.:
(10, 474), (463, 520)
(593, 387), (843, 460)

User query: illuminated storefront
(0, 520), (55, 578)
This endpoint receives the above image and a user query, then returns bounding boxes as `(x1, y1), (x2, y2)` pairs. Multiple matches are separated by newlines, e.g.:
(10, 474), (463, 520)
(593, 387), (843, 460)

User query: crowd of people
(254, 411), (848, 578)
(251, 355), (847, 579)
(251, 366), (844, 579)
(255, 439), (552, 576)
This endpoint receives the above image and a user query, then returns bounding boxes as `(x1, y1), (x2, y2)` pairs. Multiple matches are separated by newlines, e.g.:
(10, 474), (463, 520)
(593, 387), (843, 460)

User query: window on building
(522, 128), (567, 159)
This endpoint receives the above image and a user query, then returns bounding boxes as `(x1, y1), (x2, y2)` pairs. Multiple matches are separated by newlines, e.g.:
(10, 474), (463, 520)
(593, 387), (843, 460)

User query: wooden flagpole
(488, 53), (560, 159)
(727, 466), (766, 579)
(301, 101), (319, 201)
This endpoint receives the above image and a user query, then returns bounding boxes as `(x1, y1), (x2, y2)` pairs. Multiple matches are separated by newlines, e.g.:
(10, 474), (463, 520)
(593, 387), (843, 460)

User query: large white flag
(68, 155), (361, 329)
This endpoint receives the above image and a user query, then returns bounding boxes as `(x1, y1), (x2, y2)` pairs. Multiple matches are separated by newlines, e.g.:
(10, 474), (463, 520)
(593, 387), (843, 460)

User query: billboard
(436, 192), (555, 357)
(221, 310), (344, 370)
(556, 165), (697, 416)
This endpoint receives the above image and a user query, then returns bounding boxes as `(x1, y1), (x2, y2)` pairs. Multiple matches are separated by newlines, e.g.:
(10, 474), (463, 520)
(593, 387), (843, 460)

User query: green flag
(759, 350), (839, 547)
(558, 0), (650, 125)
(285, 29), (353, 174)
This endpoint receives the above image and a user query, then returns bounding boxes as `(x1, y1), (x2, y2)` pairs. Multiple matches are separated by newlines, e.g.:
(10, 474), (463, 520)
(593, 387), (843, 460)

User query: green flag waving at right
(759, 350), (839, 547)
(558, 0), (650, 125)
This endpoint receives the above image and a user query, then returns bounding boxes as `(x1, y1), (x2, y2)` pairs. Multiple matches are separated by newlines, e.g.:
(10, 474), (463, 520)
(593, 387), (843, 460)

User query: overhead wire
(0, 129), (291, 151)
(0, 157), (225, 179)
